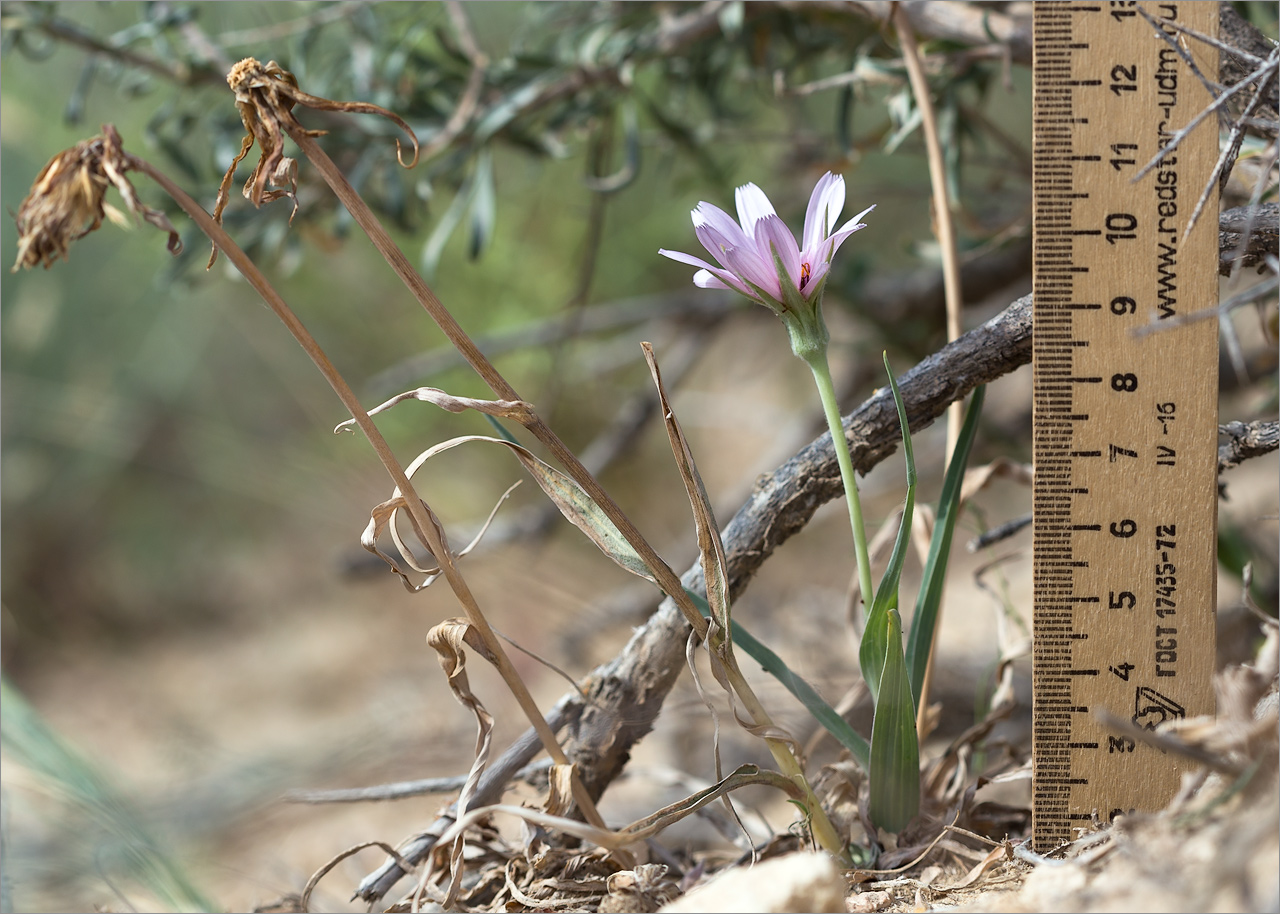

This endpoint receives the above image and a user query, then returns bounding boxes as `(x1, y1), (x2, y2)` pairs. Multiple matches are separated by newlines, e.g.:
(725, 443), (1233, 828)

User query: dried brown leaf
(361, 471), (517, 592)
(421, 763), (804, 884)
(426, 618), (498, 909)
(362, 434), (658, 589)
(333, 387), (535, 433)
(642, 342), (729, 626)
(942, 842), (1009, 890)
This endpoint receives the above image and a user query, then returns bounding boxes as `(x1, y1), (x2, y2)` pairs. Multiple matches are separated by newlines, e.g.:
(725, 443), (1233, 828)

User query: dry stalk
(893, 6), (968, 740)
(284, 125), (710, 640)
(208, 58), (612, 829)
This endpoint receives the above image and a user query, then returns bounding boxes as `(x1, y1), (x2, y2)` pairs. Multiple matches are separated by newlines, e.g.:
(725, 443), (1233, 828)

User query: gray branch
(1220, 203), (1280, 275)
(1220, 419), (1280, 474)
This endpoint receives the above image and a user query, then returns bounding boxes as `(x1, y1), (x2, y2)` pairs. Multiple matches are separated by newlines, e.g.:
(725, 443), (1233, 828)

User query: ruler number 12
(1109, 1), (1137, 21)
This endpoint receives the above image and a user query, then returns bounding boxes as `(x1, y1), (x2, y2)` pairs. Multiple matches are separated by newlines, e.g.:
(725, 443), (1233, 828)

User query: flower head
(659, 172), (873, 314)
(11, 124), (182, 272)
(208, 58), (419, 266)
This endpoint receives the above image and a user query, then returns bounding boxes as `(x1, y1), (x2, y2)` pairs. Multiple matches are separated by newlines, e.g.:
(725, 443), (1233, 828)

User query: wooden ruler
(1031, 1), (1219, 851)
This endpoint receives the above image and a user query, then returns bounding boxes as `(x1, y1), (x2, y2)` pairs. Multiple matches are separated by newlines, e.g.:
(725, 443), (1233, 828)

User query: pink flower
(660, 172), (874, 311)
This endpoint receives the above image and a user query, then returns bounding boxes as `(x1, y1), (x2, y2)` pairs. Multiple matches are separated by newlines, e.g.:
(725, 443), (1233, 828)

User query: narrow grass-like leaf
(867, 610), (921, 832)
(859, 353), (916, 705)
(1, 678), (216, 913)
(906, 386), (986, 704)
(687, 589), (871, 770)
(421, 155), (482, 277)
(482, 413), (521, 443)
(468, 148), (496, 260)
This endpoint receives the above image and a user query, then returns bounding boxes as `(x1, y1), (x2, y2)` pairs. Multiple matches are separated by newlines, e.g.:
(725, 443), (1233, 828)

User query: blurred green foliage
(7, 1), (1265, 661)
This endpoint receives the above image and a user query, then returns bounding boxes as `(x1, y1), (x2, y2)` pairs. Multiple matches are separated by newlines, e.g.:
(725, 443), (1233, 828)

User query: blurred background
(1, 3), (1275, 911)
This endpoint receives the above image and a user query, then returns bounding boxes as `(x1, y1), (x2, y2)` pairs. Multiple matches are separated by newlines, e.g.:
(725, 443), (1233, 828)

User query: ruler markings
(1031, 1), (1218, 851)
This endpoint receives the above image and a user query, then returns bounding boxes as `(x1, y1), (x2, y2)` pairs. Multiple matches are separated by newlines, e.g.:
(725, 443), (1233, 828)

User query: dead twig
(283, 758), (553, 804)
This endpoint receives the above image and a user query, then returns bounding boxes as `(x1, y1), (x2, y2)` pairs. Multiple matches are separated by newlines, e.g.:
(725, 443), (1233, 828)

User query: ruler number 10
(1105, 213), (1137, 244)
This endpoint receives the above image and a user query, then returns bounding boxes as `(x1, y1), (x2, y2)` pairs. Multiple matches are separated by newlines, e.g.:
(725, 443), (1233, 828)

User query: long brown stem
(895, 7), (965, 460)
(894, 6), (964, 738)
(130, 156), (606, 830)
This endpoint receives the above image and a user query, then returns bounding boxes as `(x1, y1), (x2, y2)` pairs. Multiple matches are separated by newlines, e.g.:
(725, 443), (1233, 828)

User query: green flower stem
(802, 346), (874, 608)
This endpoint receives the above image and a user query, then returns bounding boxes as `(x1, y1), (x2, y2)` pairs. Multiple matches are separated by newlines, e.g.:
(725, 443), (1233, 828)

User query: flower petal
(824, 206), (875, 258)
(753, 214), (803, 293)
(659, 247), (720, 272)
(734, 182), (777, 233)
(659, 247), (754, 296)
(834, 203), (876, 238)
(802, 172), (845, 253)
(693, 201), (752, 250)
(694, 221), (779, 298)
(693, 269), (733, 291)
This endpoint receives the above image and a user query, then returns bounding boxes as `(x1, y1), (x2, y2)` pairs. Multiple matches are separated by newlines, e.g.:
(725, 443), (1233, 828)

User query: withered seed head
(208, 57), (420, 268)
(12, 124), (182, 272)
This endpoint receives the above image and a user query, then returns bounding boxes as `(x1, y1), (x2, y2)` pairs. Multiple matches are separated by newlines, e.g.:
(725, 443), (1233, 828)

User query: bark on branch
(1220, 419), (1280, 474)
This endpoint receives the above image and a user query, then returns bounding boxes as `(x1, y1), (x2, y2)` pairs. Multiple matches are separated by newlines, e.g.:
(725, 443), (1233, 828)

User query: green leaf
(1, 678), (217, 913)
(420, 162), (480, 278)
(687, 590), (870, 771)
(906, 386), (985, 704)
(468, 148), (496, 260)
(868, 609), (920, 832)
(859, 353), (916, 705)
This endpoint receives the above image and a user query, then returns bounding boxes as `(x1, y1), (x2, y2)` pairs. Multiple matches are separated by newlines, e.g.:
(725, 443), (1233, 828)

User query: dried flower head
(12, 124), (182, 272)
(210, 57), (420, 266)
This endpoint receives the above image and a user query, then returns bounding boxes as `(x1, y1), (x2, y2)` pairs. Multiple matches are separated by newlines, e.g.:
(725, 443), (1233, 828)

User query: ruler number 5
(1109, 591), (1137, 610)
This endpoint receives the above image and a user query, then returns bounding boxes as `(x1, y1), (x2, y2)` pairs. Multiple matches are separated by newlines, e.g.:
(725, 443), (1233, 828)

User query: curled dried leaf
(209, 57), (420, 267)
(12, 124), (182, 272)
(333, 387), (535, 434)
(426, 618), (497, 909)
(362, 478), (518, 593)
(362, 435), (658, 592)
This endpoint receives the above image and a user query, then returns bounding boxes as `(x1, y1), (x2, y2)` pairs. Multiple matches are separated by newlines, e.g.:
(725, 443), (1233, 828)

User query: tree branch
(1219, 203), (1280, 275)
(354, 292), (1033, 904)
(1219, 419), (1280, 475)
